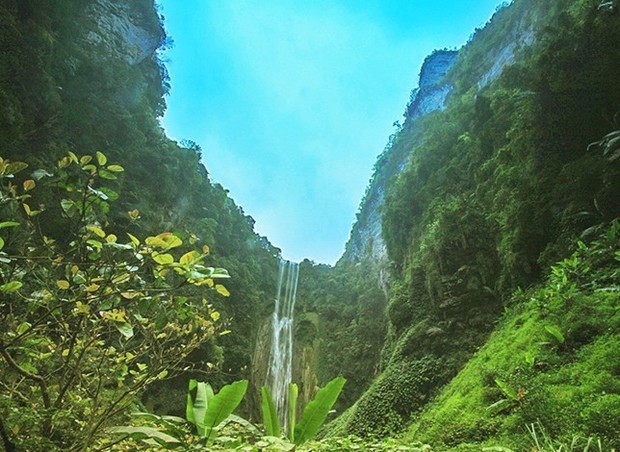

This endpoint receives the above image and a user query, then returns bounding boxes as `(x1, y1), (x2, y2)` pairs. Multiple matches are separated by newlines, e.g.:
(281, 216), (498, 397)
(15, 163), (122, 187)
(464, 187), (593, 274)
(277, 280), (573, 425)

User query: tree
(0, 152), (229, 450)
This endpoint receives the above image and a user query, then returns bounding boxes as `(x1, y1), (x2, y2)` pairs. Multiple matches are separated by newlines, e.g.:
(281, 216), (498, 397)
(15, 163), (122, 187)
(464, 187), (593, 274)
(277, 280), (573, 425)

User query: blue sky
(158, 0), (505, 264)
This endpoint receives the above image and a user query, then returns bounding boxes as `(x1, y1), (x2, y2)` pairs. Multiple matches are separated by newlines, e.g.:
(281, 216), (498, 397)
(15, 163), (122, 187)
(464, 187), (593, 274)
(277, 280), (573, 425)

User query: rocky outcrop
(84, 0), (163, 65)
(478, 24), (535, 89)
(341, 51), (457, 267)
(407, 50), (458, 118)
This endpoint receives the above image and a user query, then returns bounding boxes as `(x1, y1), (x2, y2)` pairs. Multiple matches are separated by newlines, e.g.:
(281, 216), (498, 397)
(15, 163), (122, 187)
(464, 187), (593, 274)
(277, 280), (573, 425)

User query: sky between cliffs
(158, 0), (506, 264)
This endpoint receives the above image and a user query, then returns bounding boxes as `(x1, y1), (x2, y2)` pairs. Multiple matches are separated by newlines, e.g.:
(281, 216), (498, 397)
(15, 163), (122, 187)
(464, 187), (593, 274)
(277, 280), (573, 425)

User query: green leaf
(494, 378), (519, 401)
(0, 237), (4, 251)
(0, 221), (20, 229)
(187, 380), (213, 436)
(107, 164), (124, 172)
(289, 383), (298, 442)
(0, 281), (23, 292)
(6, 162), (28, 174)
(60, 199), (75, 215)
(215, 284), (230, 297)
(544, 325), (565, 344)
(202, 380), (248, 443)
(107, 426), (181, 447)
(261, 386), (281, 438)
(212, 268), (230, 278)
(294, 377), (345, 444)
(96, 151), (107, 166)
(98, 169), (117, 180)
(487, 398), (517, 415)
(114, 322), (134, 338)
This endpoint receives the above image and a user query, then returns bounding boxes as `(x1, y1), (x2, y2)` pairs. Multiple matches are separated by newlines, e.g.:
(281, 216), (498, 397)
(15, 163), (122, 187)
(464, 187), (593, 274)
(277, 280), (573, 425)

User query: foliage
(259, 377), (346, 445)
(406, 228), (619, 450)
(260, 386), (280, 437)
(0, 153), (228, 450)
(295, 259), (387, 413)
(0, 0), (283, 420)
(108, 376), (344, 449)
(110, 378), (249, 448)
(318, 0), (620, 442)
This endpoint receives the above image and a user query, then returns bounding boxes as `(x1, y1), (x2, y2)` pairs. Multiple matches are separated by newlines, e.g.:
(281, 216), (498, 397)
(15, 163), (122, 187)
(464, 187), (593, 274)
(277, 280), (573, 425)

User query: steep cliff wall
(326, 0), (620, 440)
(84, 0), (163, 65)
(341, 50), (457, 266)
(0, 0), (281, 421)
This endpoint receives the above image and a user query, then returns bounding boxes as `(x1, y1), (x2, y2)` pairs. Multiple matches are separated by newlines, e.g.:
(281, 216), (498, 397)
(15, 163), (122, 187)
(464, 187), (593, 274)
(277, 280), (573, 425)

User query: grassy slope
(407, 232), (620, 450)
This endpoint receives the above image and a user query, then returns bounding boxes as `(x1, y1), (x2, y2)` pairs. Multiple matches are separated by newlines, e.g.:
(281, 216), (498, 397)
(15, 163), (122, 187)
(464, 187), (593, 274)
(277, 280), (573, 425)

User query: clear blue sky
(158, 0), (506, 264)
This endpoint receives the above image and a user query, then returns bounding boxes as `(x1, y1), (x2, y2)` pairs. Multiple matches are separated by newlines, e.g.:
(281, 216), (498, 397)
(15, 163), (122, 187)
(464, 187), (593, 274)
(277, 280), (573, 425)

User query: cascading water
(266, 259), (300, 431)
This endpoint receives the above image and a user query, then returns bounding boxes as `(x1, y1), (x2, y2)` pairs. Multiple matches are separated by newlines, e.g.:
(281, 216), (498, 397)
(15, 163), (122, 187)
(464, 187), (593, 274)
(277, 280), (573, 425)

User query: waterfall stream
(266, 259), (300, 431)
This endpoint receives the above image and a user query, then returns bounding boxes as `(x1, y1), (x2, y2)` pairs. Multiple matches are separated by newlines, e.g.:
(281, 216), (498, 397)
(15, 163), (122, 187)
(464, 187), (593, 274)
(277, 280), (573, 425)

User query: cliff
(321, 0), (620, 445)
(84, 0), (163, 65)
(0, 0), (280, 422)
(340, 50), (457, 266)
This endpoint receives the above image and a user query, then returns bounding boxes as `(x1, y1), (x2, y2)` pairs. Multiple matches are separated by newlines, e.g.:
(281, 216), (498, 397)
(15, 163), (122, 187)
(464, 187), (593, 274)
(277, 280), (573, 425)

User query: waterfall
(266, 259), (300, 431)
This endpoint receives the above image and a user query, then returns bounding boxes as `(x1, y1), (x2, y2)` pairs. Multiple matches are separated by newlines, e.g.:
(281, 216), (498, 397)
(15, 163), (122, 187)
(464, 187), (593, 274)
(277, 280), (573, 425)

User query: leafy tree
(0, 152), (229, 450)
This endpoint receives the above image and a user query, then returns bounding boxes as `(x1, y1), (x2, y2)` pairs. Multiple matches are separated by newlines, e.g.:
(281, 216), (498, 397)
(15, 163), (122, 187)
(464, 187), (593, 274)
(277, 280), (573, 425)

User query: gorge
(0, 0), (618, 450)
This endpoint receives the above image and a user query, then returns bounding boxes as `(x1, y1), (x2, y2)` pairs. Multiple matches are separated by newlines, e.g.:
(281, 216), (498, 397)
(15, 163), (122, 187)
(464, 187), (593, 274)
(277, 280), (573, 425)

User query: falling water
(266, 259), (300, 431)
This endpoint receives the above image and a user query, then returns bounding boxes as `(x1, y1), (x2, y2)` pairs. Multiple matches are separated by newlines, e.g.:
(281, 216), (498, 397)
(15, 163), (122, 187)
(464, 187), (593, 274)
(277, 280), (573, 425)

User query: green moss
(406, 235), (619, 449)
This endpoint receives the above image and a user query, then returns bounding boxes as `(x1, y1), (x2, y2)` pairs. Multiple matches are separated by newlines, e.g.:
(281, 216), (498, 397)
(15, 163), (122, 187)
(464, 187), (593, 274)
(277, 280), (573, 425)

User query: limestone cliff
(84, 0), (163, 65)
(340, 50), (457, 267)
(340, 2), (539, 270)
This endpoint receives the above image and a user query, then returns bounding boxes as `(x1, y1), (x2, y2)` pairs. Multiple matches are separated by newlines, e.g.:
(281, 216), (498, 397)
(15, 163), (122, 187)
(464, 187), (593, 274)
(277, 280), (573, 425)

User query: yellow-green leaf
(80, 155), (93, 165)
(0, 237), (4, 250)
(106, 234), (117, 243)
(107, 164), (124, 172)
(180, 250), (200, 265)
(85, 283), (100, 292)
(112, 273), (131, 285)
(202, 245), (210, 254)
(6, 161), (28, 174)
(210, 311), (221, 321)
(23, 180), (36, 191)
(86, 225), (106, 238)
(68, 151), (78, 163)
(215, 284), (230, 297)
(57, 280), (70, 290)
(58, 156), (72, 168)
(0, 281), (22, 292)
(127, 233), (140, 246)
(153, 253), (174, 265)
(96, 151), (107, 166)
(146, 232), (182, 250)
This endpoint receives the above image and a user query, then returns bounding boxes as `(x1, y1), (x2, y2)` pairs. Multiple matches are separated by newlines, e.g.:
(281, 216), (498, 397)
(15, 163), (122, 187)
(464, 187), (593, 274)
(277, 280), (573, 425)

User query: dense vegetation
(302, 0), (619, 448)
(0, 0), (618, 449)
(0, 0), (281, 448)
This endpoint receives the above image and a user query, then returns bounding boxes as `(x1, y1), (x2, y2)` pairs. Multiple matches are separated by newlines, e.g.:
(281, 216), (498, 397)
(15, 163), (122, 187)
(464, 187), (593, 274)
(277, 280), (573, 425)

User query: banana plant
(186, 379), (249, 443)
(261, 376), (345, 445)
(108, 378), (248, 448)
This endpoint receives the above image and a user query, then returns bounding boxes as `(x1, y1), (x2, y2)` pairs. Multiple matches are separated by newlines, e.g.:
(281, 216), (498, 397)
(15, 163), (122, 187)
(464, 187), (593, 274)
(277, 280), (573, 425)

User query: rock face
(84, 0), (163, 65)
(341, 51), (457, 267)
(341, 5), (539, 271)
(408, 50), (458, 118)
(478, 25), (535, 88)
